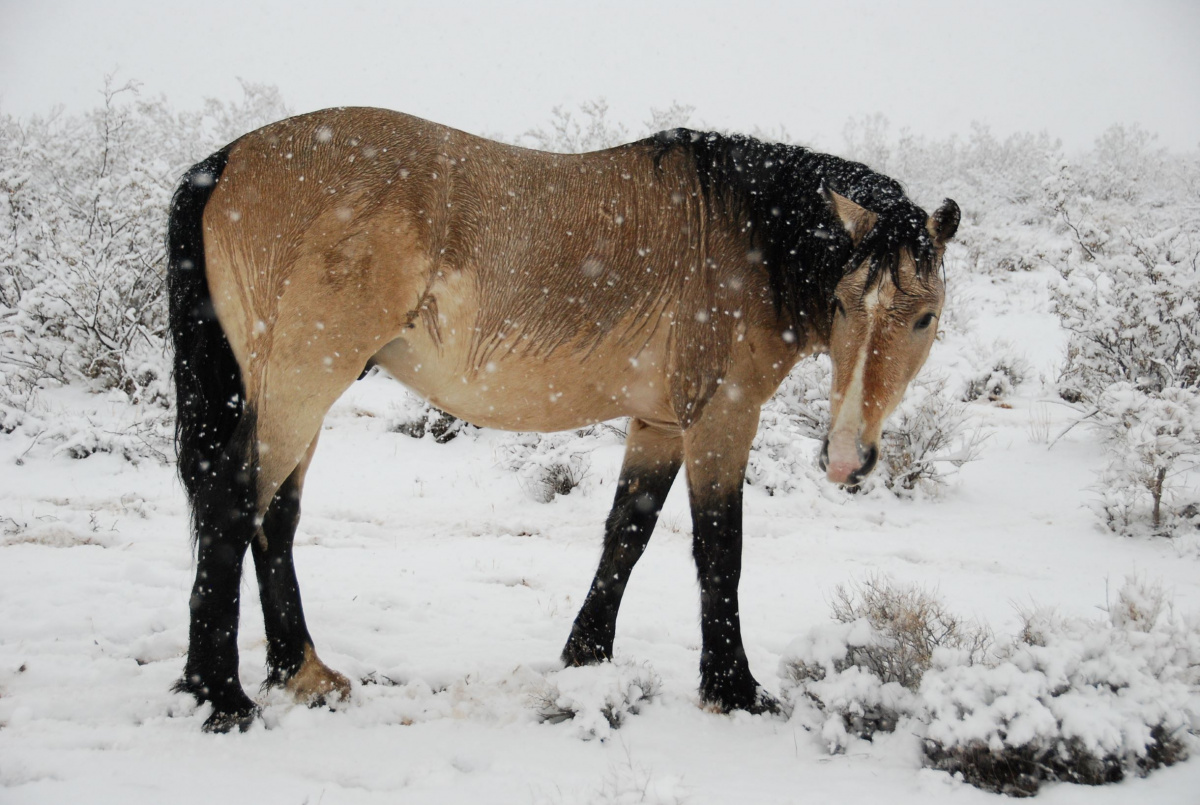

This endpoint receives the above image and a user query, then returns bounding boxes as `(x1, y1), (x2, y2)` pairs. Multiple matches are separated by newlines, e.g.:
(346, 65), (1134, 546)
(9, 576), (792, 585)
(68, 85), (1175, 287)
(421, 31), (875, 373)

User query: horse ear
(821, 184), (877, 246)
(928, 198), (960, 246)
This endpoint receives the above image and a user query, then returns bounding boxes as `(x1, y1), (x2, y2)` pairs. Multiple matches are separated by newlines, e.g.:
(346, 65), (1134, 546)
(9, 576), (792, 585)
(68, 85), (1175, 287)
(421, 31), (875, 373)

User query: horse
(166, 107), (959, 732)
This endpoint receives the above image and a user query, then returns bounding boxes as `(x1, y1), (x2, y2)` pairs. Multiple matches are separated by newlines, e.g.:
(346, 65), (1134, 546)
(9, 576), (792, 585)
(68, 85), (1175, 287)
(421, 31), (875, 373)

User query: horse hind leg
(176, 411), (263, 733)
(563, 419), (682, 665)
(177, 374), (354, 730)
(251, 431), (350, 706)
(244, 354), (371, 706)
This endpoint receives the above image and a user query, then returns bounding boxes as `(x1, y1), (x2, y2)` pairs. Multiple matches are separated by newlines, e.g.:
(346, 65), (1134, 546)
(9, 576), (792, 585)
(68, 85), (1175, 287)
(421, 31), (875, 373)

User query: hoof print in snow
(359, 672), (403, 687)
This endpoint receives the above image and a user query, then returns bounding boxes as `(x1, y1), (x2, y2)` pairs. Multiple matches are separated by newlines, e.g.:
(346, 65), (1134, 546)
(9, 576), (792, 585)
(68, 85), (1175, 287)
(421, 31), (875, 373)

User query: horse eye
(914, 312), (936, 331)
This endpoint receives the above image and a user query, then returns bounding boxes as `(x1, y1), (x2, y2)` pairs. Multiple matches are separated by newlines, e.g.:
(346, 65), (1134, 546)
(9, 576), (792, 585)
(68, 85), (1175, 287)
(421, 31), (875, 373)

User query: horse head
(819, 189), (959, 486)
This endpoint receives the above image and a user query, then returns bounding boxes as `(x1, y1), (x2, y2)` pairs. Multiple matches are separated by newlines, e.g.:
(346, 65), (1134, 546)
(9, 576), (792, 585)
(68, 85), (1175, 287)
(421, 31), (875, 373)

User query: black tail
(167, 147), (254, 543)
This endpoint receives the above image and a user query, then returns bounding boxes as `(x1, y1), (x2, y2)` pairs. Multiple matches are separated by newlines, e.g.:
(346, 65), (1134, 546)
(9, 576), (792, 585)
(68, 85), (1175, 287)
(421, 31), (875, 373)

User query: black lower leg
(563, 459), (680, 665)
(175, 446), (259, 732)
(692, 490), (775, 713)
(251, 469), (313, 687)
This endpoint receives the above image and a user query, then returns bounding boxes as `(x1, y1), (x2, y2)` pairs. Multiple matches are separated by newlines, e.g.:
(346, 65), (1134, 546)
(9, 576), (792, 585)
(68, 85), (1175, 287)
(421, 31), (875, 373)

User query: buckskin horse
(167, 107), (959, 731)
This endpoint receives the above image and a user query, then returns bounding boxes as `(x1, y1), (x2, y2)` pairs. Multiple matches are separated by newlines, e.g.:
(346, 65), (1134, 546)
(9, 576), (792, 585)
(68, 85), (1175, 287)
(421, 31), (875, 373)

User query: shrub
(532, 661), (661, 739)
(921, 581), (1198, 796)
(746, 356), (831, 496)
(1051, 227), (1200, 405)
(781, 576), (989, 752)
(390, 397), (474, 444)
(961, 340), (1031, 404)
(519, 99), (694, 154)
(872, 377), (989, 495)
(1092, 384), (1200, 536)
(783, 576), (1199, 795)
(1048, 167), (1200, 537)
(0, 78), (290, 458)
(749, 367), (987, 499)
(495, 424), (625, 503)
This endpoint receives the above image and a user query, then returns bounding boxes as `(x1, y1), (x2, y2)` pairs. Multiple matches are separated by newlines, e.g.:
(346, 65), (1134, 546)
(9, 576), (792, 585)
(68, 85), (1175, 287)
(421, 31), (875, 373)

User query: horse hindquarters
(169, 149), (367, 731)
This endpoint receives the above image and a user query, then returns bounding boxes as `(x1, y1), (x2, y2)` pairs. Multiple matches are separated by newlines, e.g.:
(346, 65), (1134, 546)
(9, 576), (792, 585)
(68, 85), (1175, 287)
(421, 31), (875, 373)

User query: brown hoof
(285, 645), (351, 706)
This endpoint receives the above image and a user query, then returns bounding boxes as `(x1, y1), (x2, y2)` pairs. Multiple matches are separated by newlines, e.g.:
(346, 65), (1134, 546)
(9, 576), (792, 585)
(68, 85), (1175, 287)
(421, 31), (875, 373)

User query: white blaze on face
(826, 283), (880, 484)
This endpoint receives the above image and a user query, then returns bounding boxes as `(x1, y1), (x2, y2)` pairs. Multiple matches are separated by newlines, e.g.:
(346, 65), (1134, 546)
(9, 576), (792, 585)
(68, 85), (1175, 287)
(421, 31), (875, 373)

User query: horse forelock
(849, 208), (939, 297)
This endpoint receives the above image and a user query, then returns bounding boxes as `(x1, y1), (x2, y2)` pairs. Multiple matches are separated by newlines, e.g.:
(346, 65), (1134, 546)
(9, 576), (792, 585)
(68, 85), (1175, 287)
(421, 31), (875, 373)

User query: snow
(2, 262), (1199, 803)
(2, 87), (1199, 800)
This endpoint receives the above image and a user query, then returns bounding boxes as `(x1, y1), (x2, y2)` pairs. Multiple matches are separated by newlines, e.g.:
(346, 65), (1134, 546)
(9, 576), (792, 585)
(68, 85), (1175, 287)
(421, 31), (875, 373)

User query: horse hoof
(176, 674), (260, 732)
(746, 688), (790, 718)
(202, 702), (260, 733)
(560, 639), (612, 667)
(285, 645), (352, 706)
(701, 680), (787, 717)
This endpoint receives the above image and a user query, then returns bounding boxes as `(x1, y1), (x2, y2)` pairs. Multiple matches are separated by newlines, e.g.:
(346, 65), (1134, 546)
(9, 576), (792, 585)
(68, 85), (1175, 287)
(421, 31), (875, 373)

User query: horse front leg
(683, 409), (780, 714)
(562, 419), (682, 665)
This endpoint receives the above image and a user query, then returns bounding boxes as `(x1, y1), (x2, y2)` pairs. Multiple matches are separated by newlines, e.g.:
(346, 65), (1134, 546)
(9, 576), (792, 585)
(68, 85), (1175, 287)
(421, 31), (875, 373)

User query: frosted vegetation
(781, 574), (1199, 796)
(2, 84), (1198, 796)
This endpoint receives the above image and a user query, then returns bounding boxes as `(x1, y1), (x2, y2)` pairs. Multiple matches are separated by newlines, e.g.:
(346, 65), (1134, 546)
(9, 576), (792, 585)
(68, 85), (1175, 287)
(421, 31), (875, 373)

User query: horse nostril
(845, 444), (879, 487)
(818, 438), (829, 471)
(860, 444), (878, 476)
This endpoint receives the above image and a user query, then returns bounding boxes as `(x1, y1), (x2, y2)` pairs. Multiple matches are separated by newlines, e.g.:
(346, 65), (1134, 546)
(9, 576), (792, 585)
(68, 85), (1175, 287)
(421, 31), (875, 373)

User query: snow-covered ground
(2, 263), (1198, 803)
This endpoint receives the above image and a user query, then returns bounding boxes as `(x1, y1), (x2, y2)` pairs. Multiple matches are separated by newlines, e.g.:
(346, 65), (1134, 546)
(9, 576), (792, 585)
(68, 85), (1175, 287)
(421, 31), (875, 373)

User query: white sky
(1, 0), (1197, 152)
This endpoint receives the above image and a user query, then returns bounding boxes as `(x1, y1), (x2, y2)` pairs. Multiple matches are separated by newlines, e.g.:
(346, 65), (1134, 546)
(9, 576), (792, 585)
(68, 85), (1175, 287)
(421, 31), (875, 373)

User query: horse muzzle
(819, 433), (878, 487)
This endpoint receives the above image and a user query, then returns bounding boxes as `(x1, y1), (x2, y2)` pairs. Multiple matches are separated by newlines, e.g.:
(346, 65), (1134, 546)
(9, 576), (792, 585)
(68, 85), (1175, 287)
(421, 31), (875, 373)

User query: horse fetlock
(284, 645), (351, 706)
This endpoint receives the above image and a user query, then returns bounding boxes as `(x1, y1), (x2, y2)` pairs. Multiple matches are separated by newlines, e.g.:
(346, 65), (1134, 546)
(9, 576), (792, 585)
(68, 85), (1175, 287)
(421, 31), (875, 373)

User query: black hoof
(202, 702), (260, 733)
(701, 677), (784, 716)
(175, 675), (259, 733)
(561, 633), (613, 667)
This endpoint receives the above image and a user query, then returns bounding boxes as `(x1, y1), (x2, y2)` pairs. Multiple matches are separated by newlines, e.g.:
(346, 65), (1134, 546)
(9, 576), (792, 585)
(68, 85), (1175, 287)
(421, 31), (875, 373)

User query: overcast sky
(2, 1), (1197, 152)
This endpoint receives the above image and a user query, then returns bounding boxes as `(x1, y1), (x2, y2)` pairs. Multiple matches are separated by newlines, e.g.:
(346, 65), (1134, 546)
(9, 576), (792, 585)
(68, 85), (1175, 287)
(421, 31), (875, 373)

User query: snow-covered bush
(1051, 225), (1199, 405)
(783, 576), (1199, 795)
(961, 340), (1031, 404)
(781, 576), (990, 752)
(532, 661), (661, 739)
(746, 356), (831, 496)
(1078, 124), (1170, 205)
(388, 392), (476, 444)
(0, 78), (290, 458)
(520, 99), (694, 154)
(495, 424), (625, 503)
(1048, 164), (1200, 537)
(1092, 384), (1200, 536)
(872, 377), (989, 495)
(843, 117), (1068, 278)
(749, 367), (986, 498)
(922, 579), (1198, 796)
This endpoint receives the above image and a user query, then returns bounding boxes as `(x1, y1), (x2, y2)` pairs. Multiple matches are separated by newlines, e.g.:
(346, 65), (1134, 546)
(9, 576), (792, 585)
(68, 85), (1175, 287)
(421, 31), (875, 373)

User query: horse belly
(373, 334), (672, 432)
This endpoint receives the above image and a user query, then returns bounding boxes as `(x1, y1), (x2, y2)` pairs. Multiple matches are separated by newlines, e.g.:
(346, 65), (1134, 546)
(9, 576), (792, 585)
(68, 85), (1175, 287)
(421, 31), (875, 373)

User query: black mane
(650, 128), (938, 336)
